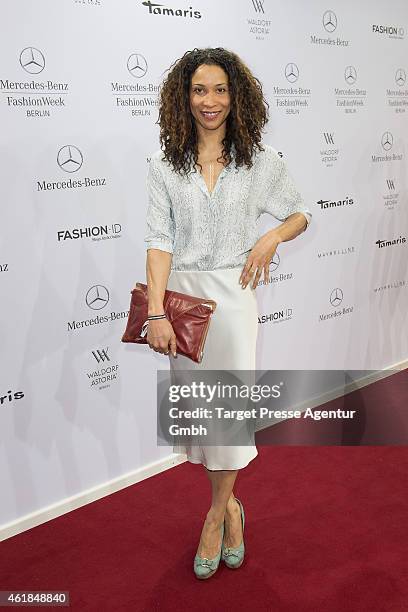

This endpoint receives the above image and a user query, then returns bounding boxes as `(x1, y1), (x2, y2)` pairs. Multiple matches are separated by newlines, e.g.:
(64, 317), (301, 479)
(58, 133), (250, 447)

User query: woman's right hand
(147, 318), (177, 357)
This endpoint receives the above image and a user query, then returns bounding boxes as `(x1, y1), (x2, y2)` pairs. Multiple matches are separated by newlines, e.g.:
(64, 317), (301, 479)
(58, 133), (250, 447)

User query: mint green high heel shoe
(222, 497), (245, 569)
(194, 521), (225, 579)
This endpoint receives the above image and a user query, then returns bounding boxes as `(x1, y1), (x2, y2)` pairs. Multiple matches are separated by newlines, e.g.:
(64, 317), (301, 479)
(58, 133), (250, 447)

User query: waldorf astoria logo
(141, 1), (202, 18)
(316, 195), (354, 211)
(310, 10), (350, 47)
(87, 347), (119, 390)
(383, 178), (399, 210)
(320, 132), (339, 167)
(246, 0), (271, 40)
(375, 236), (406, 249)
(372, 24), (405, 40)
(1, 48), (69, 117)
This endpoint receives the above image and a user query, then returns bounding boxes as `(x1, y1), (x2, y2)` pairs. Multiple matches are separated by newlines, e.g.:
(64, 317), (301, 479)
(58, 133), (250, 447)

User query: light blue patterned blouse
(144, 143), (312, 271)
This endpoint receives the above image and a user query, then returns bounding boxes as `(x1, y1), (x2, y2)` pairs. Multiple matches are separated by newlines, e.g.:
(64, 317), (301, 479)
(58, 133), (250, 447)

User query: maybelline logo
(372, 131), (403, 162)
(319, 288), (353, 322)
(247, 0), (270, 39)
(317, 196), (354, 210)
(1, 48), (69, 117)
(374, 280), (406, 293)
(37, 145), (107, 191)
(375, 236), (406, 249)
(317, 246), (355, 258)
(57, 224), (122, 241)
(88, 347), (119, 389)
(141, 1), (202, 18)
(111, 54), (160, 117)
(311, 10), (350, 47)
(0, 263), (9, 272)
(258, 308), (293, 324)
(1, 390), (24, 405)
(321, 132), (339, 166)
(372, 24), (405, 39)
(67, 285), (128, 331)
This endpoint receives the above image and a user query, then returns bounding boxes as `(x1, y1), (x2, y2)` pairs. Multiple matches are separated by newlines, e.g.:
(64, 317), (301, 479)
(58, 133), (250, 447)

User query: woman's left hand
(239, 230), (282, 289)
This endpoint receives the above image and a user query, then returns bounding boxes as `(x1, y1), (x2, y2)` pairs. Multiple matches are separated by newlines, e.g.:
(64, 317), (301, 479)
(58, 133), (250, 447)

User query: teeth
(202, 112), (219, 116)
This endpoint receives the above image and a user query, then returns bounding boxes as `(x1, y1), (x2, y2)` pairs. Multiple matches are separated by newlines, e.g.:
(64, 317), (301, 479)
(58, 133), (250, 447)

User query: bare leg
(196, 468), (242, 558)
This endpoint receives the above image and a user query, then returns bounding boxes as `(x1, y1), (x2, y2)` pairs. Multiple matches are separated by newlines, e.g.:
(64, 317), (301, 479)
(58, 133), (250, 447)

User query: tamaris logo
(317, 196), (354, 210)
(141, 1), (202, 18)
(376, 236), (406, 249)
(1, 390), (24, 405)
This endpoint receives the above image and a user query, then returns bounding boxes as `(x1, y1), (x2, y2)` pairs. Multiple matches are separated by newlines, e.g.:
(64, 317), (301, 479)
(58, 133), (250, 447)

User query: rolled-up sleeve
(261, 152), (312, 231)
(144, 156), (175, 253)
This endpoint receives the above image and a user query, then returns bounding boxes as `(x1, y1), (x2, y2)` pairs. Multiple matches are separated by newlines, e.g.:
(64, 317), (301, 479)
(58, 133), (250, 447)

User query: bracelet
(147, 313), (167, 320)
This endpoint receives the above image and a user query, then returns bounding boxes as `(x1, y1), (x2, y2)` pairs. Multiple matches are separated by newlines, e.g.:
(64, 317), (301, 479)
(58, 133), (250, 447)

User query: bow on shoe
(223, 547), (240, 560)
(199, 557), (216, 569)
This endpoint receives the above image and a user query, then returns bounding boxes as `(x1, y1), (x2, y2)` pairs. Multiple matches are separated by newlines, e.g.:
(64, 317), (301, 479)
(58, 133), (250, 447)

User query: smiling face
(189, 63), (231, 133)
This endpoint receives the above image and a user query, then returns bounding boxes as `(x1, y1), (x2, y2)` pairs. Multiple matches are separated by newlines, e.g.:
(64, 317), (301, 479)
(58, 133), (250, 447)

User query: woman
(144, 47), (312, 579)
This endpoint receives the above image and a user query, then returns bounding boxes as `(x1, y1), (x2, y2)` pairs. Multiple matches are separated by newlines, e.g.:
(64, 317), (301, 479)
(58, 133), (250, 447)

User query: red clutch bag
(121, 282), (217, 363)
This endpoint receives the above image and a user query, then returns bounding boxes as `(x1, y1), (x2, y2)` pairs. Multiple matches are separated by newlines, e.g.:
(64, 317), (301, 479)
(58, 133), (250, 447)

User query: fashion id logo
(57, 224), (122, 242)
(258, 308), (293, 324)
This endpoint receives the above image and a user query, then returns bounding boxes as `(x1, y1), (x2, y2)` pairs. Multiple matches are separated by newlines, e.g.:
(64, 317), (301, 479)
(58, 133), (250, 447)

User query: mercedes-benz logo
(86, 285), (110, 310)
(395, 68), (406, 87)
(330, 288), (343, 307)
(127, 53), (148, 78)
(344, 65), (357, 85)
(381, 131), (393, 151)
(285, 62), (299, 83)
(323, 10), (337, 33)
(19, 47), (45, 74)
(269, 251), (280, 271)
(57, 145), (83, 173)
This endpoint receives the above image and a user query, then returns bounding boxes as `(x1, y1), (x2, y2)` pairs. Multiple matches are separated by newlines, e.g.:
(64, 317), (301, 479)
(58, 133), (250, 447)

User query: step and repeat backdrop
(1, 0), (407, 526)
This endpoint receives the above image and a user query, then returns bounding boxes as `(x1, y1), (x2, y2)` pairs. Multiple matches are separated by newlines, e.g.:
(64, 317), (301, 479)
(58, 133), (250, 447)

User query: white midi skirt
(166, 266), (259, 471)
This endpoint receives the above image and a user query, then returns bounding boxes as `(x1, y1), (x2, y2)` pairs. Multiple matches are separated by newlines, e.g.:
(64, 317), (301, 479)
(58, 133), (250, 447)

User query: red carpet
(1, 372), (407, 611)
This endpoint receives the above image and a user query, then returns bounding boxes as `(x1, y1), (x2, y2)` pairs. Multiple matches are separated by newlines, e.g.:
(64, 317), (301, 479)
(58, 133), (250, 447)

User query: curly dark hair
(157, 47), (269, 175)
